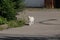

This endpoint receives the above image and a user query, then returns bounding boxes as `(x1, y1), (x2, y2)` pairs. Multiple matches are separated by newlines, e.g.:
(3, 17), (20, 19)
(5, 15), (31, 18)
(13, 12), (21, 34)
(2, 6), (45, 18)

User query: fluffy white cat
(28, 16), (34, 26)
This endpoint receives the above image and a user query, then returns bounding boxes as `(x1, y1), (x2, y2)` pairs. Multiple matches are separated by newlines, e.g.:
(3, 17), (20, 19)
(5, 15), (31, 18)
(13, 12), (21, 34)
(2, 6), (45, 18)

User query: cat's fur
(28, 16), (34, 26)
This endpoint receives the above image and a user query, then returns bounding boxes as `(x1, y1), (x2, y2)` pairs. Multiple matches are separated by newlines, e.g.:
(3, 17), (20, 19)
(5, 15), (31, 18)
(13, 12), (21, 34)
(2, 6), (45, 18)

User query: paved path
(0, 9), (60, 37)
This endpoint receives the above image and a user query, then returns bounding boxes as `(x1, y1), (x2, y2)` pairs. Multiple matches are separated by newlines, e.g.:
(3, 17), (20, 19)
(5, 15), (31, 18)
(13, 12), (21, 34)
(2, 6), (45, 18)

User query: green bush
(0, 16), (7, 25)
(0, 0), (25, 21)
(0, 0), (17, 21)
(11, 0), (25, 11)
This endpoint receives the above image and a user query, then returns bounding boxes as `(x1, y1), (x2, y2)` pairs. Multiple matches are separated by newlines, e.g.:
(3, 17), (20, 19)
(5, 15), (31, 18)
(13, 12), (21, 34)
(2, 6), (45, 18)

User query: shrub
(0, 0), (16, 21)
(0, 0), (25, 29)
(0, 16), (7, 25)
(11, 0), (25, 11)
(0, 0), (25, 21)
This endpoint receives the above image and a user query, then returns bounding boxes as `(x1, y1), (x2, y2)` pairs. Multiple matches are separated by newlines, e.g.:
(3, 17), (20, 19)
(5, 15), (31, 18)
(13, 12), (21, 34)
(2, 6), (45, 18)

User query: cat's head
(28, 16), (31, 18)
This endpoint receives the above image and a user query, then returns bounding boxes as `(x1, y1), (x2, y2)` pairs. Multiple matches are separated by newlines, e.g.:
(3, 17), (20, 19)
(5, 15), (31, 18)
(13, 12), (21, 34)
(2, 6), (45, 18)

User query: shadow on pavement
(39, 19), (60, 25)
(0, 36), (60, 40)
(0, 34), (60, 40)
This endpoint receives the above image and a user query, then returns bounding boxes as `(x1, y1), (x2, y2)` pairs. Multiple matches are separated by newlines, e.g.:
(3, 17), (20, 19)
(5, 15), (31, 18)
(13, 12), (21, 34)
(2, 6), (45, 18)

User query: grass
(0, 27), (4, 31)
(7, 19), (25, 28)
(0, 18), (26, 30)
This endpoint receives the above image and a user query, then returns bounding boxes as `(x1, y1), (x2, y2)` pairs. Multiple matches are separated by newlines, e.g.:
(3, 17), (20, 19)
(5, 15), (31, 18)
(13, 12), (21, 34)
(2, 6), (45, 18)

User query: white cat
(28, 16), (34, 26)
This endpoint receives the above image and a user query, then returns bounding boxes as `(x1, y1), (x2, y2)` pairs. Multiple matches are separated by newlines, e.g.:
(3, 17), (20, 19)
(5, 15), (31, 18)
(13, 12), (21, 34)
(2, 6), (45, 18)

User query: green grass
(7, 19), (25, 28)
(0, 27), (4, 31)
(0, 19), (25, 30)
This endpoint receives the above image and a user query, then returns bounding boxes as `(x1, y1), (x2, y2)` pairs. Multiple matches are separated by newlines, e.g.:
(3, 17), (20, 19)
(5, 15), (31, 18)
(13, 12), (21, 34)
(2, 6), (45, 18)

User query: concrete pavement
(0, 8), (60, 37)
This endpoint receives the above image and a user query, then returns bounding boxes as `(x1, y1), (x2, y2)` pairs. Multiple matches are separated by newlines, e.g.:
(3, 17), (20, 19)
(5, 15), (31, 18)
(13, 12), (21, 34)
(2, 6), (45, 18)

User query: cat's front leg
(29, 22), (32, 26)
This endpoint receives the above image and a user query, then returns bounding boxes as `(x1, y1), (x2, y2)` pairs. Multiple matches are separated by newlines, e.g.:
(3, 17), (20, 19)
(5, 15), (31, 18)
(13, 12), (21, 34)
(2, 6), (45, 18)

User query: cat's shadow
(25, 24), (29, 26)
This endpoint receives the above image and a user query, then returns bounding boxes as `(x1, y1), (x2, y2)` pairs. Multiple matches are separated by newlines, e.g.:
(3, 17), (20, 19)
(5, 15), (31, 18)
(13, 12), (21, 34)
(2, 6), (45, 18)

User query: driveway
(0, 8), (60, 37)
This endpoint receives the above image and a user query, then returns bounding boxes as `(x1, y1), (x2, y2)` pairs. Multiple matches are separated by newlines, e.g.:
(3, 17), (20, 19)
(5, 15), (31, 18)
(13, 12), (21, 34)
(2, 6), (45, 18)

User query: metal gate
(25, 0), (44, 7)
